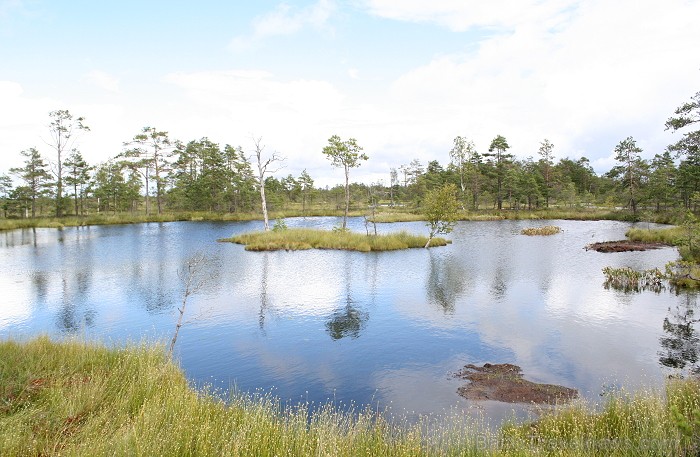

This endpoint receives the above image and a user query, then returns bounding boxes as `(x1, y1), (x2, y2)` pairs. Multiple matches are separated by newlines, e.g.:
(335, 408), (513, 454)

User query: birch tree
(449, 136), (476, 197)
(253, 136), (284, 231)
(169, 251), (211, 357)
(423, 183), (460, 248)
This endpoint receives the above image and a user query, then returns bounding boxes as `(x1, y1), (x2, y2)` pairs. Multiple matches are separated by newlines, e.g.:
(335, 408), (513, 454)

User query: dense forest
(1, 91), (698, 221)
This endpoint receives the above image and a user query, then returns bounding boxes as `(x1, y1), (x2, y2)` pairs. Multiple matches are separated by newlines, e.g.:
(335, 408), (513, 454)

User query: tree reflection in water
(659, 293), (700, 374)
(259, 252), (270, 333)
(326, 253), (368, 340)
(427, 252), (466, 313)
(326, 300), (368, 340)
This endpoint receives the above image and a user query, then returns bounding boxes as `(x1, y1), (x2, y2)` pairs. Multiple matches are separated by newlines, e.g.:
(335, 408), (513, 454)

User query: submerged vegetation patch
(219, 228), (449, 252)
(586, 240), (667, 253)
(602, 266), (666, 293)
(453, 363), (578, 404)
(520, 225), (561, 236)
(602, 262), (700, 292)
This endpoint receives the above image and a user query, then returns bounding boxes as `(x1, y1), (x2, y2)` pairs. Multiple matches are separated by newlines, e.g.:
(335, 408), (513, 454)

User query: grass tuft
(521, 225), (562, 236)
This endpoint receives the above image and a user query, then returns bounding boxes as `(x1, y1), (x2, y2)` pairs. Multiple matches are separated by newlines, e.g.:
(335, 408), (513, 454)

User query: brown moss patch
(585, 240), (667, 253)
(454, 363), (578, 404)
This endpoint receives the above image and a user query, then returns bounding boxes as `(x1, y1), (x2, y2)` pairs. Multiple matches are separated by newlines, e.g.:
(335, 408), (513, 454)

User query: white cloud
(0, 0), (25, 18)
(6, 0), (697, 185)
(0, 80), (55, 169)
(84, 70), (120, 93)
(0, 79), (22, 99)
(231, 0), (336, 50)
(376, 0), (700, 170)
(361, 0), (578, 31)
(0, 80), (133, 172)
(163, 69), (354, 184)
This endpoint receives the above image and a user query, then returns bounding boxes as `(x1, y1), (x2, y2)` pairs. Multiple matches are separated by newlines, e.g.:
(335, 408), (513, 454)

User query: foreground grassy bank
(2, 337), (699, 456)
(220, 228), (449, 251)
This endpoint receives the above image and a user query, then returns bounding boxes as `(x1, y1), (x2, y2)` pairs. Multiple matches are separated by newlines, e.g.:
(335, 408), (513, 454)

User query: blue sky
(1, 0), (699, 186)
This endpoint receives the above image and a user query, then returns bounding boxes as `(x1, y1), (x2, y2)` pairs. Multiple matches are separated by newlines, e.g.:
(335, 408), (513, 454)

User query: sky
(1, 0), (699, 187)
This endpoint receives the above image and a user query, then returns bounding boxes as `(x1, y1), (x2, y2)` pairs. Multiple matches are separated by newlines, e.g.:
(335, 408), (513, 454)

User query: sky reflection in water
(0, 218), (696, 423)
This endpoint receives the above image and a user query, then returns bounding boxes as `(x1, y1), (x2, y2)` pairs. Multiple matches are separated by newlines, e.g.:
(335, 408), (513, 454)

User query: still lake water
(1, 217), (695, 422)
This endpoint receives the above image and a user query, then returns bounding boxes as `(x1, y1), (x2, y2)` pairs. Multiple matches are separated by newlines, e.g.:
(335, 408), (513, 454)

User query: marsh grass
(220, 228), (449, 251)
(0, 210), (347, 231)
(367, 212), (425, 223)
(501, 392), (676, 455)
(0, 337), (487, 456)
(2, 337), (699, 456)
(521, 226), (561, 236)
(626, 227), (681, 245)
(0, 207), (655, 232)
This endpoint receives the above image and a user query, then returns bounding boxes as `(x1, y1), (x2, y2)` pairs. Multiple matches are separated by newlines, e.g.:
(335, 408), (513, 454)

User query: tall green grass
(500, 381), (697, 456)
(1, 337), (698, 456)
(0, 337), (484, 456)
(626, 226), (681, 245)
(220, 228), (449, 251)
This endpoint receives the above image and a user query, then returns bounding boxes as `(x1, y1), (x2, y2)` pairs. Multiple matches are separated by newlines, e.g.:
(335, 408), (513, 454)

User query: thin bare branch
(169, 251), (217, 357)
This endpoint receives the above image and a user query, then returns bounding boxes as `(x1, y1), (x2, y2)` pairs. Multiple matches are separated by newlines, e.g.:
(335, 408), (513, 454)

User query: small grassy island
(219, 228), (450, 252)
(520, 225), (561, 236)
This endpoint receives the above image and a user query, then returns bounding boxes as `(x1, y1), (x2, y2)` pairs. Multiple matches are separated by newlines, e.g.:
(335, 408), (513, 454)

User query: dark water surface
(1, 218), (695, 422)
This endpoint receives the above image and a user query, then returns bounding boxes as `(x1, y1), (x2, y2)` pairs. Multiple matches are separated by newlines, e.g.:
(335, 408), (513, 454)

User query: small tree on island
(423, 183), (460, 248)
(322, 135), (368, 230)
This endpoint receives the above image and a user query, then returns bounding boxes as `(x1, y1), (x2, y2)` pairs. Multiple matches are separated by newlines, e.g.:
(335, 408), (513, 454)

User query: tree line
(1, 89), (698, 220)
